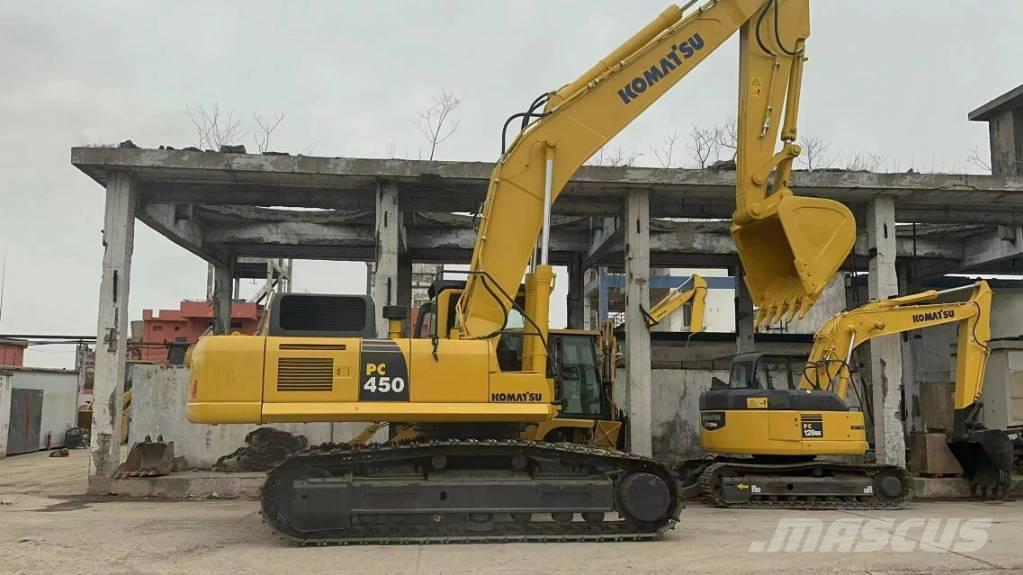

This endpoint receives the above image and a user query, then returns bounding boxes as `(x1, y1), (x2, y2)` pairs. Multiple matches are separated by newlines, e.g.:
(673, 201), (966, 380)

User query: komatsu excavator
(681, 280), (1015, 508)
(643, 274), (708, 329)
(187, 0), (855, 543)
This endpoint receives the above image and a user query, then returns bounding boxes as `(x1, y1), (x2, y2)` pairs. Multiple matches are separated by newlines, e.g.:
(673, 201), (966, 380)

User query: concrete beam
(138, 202), (226, 266)
(372, 182), (401, 336)
(89, 172), (137, 487)
(904, 225), (1023, 280)
(866, 196), (905, 468)
(72, 148), (1023, 224)
(206, 222), (373, 246)
(961, 225), (1023, 268)
(585, 217), (622, 269)
(624, 189), (652, 456)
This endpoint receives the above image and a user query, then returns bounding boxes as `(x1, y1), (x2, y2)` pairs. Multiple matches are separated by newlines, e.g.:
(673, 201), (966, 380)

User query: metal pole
(540, 147), (554, 265)
(935, 283), (977, 297)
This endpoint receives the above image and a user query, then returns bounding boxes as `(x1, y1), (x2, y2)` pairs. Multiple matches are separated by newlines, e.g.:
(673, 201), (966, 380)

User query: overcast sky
(1, 1), (1020, 367)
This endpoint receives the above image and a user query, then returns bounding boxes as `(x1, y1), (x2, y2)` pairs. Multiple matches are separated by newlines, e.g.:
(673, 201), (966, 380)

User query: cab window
(729, 361), (754, 389)
(554, 334), (605, 419)
(756, 357), (792, 390)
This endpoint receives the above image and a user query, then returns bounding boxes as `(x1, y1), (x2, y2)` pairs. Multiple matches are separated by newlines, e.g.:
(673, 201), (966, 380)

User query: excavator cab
(413, 281), (623, 448)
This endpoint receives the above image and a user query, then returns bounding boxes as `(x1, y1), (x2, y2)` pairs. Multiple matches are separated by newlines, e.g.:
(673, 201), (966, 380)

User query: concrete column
(567, 252), (585, 329)
(285, 258), (294, 292)
(89, 172), (137, 486)
(205, 263), (215, 299)
(898, 267), (922, 434)
(0, 370), (11, 458)
(598, 267), (609, 324)
(735, 265), (755, 354)
(212, 259), (233, 335)
(624, 189), (652, 456)
(397, 253), (412, 335)
(867, 196), (905, 467)
(583, 272), (594, 330)
(372, 181), (401, 337)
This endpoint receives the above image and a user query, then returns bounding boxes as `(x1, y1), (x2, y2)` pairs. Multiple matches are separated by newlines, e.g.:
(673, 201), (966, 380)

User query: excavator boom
(802, 281), (992, 410)
(799, 280), (1012, 495)
(457, 0), (855, 342)
(643, 274), (708, 330)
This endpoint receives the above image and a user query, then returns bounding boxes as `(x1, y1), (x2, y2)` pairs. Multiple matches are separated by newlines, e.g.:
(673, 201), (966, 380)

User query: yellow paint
(802, 281), (991, 410)
(644, 274), (707, 330)
(457, 0), (853, 340)
(701, 409), (867, 456)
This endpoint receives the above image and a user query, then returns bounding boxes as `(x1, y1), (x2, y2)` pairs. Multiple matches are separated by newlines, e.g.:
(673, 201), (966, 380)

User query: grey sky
(1, 1), (1019, 367)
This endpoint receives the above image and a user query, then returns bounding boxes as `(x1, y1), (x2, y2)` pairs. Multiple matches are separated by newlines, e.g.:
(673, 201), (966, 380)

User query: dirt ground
(1, 449), (1022, 575)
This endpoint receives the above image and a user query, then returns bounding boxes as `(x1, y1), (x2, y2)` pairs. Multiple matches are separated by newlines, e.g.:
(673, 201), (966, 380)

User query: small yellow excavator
(681, 280), (1014, 507)
(643, 274), (708, 330)
(188, 0), (855, 543)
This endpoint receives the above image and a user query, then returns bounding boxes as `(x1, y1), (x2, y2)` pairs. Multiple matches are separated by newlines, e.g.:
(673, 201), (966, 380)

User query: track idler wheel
(618, 472), (672, 524)
(872, 468), (906, 501)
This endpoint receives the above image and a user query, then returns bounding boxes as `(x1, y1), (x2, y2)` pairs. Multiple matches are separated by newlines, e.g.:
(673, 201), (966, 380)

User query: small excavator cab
(726, 353), (806, 391)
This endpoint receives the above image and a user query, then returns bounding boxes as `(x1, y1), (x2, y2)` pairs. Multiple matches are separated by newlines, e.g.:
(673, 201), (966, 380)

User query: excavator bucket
(115, 435), (175, 478)
(947, 428), (1014, 498)
(732, 195), (856, 325)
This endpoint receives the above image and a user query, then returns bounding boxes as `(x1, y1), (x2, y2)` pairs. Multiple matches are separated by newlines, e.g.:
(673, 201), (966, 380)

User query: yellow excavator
(643, 274), (708, 330)
(681, 280), (1015, 507)
(187, 0), (855, 543)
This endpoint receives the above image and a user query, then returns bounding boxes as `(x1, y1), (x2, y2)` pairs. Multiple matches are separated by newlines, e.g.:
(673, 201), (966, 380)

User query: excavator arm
(456, 0), (855, 349)
(642, 274), (708, 330)
(801, 281), (992, 411)
(800, 280), (1015, 495)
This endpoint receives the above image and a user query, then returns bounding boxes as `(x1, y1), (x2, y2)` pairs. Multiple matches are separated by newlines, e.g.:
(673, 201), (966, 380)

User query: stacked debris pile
(213, 427), (309, 472)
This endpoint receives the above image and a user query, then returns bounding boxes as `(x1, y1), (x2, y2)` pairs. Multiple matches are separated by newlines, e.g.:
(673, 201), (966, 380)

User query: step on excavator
(187, 0), (855, 544)
(680, 280), (1015, 508)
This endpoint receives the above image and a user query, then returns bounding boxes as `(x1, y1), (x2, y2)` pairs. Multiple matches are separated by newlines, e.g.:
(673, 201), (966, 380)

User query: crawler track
(679, 458), (909, 510)
(262, 439), (682, 545)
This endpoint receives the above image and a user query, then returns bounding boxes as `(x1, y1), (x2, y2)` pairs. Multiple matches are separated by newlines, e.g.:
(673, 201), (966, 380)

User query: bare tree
(417, 90), (463, 161)
(651, 131), (681, 168)
(253, 113), (285, 153)
(846, 152), (885, 172)
(687, 124), (720, 168)
(966, 145), (991, 173)
(590, 145), (642, 167)
(798, 135), (834, 171)
(714, 116), (739, 161)
(187, 103), (244, 150)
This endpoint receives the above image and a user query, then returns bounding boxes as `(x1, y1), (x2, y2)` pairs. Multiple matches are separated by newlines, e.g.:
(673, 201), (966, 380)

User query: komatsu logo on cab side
(617, 33), (705, 105)
(491, 392), (543, 402)
(912, 309), (955, 323)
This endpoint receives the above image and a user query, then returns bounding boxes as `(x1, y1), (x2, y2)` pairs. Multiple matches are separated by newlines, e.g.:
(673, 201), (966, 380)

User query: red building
(138, 300), (262, 363)
(0, 338), (27, 366)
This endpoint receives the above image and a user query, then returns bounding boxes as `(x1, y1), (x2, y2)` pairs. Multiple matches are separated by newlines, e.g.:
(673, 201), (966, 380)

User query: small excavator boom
(799, 280), (1012, 494)
(643, 274), (708, 330)
(801, 281), (992, 410)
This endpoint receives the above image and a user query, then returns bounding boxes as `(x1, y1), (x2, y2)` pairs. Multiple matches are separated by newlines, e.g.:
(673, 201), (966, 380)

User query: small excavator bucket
(115, 435), (175, 478)
(732, 195), (856, 325)
(947, 428), (1014, 498)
